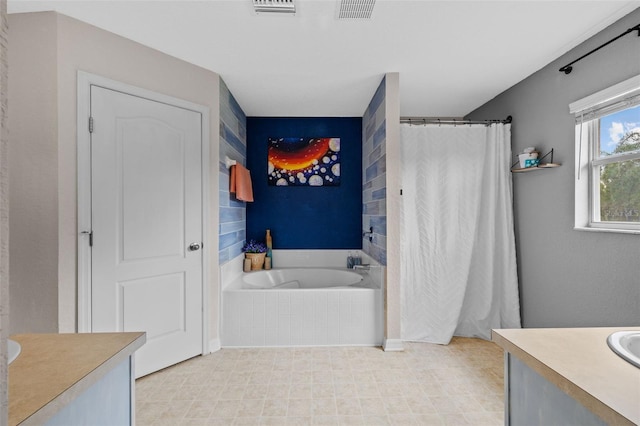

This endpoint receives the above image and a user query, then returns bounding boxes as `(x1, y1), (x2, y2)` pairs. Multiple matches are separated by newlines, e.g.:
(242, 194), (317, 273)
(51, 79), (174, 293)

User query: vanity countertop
(8, 332), (146, 425)
(492, 327), (640, 426)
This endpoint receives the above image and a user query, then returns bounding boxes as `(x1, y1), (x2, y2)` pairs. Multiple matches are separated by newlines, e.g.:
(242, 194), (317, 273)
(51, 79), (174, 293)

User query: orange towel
(230, 164), (254, 202)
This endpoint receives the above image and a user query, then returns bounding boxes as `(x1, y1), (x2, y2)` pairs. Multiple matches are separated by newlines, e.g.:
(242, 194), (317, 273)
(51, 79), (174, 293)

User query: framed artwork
(268, 137), (341, 186)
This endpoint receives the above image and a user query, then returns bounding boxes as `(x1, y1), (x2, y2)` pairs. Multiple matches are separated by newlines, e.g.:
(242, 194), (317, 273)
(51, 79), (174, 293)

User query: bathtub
(242, 268), (376, 289)
(222, 262), (383, 347)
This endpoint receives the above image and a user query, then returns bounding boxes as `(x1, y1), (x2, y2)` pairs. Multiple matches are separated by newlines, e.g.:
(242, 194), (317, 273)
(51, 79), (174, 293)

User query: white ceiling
(7, 1), (640, 117)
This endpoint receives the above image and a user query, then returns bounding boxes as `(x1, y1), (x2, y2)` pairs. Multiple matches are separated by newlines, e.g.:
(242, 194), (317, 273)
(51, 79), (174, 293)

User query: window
(572, 75), (640, 234)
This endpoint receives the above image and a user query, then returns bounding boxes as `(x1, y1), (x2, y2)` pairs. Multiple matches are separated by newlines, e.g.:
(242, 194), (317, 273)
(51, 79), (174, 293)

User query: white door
(90, 86), (203, 377)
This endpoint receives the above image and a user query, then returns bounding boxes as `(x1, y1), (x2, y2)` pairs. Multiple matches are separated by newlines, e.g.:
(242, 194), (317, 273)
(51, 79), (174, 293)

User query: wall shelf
(511, 163), (561, 173)
(511, 148), (561, 173)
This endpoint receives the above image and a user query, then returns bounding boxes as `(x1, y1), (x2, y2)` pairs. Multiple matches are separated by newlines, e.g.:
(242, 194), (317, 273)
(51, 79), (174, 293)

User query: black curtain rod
(560, 23), (640, 74)
(400, 116), (512, 126)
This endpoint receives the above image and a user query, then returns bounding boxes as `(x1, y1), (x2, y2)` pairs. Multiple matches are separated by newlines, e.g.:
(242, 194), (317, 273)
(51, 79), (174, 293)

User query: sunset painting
(267, 137), (341, 186)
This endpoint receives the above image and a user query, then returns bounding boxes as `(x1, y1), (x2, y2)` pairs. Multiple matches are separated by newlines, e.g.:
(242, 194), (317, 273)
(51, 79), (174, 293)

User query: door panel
(120, 118), (185, 261)
(90, 86), (203, 377)
(120, 272), (185, 339)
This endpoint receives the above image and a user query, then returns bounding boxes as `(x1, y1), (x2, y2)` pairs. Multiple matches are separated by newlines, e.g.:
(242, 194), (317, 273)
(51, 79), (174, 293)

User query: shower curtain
(400, 123), (521, 344)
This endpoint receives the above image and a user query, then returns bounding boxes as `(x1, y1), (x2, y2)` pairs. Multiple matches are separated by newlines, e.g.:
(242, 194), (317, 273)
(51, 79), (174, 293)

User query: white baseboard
(209, 338), (221, 353)
(382, 338), (404, 352)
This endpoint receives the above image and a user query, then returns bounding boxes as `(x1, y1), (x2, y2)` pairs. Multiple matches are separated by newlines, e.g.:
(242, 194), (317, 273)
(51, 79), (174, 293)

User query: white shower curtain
(400, 123), (521, 344)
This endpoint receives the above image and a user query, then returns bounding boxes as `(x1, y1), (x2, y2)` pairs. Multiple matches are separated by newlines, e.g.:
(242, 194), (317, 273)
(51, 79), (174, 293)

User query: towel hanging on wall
(230, 164), (254, 202)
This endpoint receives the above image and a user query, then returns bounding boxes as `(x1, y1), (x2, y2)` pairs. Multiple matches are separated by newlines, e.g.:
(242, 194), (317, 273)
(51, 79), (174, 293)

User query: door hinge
(89, 116), (94, 133)
(81, 231), (93, 246)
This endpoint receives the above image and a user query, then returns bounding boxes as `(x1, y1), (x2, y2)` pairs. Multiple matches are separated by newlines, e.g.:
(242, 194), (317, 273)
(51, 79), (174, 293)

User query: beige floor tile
(261, 399), (288, 417)
(199, 385), (225, 401)
(220, 384), (247, 400)
(244, 384), (269, 400)
(463, 410), (503, 425)
(291, 371), (314, 384)
(413, 413), (446, 425)
(388, 413), (418, 425)
(270, 370), (292, 384)
(335, 398), (362, 416)
(288, 399), (314, 417)
(261, 416), (289, 425)
(286, 416), (312, 425)
(238, 399), (266, 417)
(405, 395), (437, 415)
(334, 383), (358, 398)
(233, 416), (261, 425)
(289, 383), (313, 399)
(266, 383), (290, 399)
(332, 371), (354, 384)
(312, 415), (339, 425)
(136, 338), (505, 426)
(354, 382), (379, 397)
(312, 370), (333, 383)
(362, 415), (391, 425)
(312, 383), (336, 399)
(185, 400), (216, 419)
(382, 397), (411, 415)
(441, 412), (473, 425)
(359, 397), (387, 416)
(311, 398), (337, 416)
(377, 383), (405, 398)
(206, 417), (236, 425)
(211, 400), (241, 418)
(180, 418), (209, 425)
(336, 415), (365, 425)
(174, 385), (208, 401)
(249, 371), (273, 385)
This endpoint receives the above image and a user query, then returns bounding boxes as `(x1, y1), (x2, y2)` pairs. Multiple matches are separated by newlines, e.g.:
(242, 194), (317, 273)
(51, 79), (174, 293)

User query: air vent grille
(338, 0), (376, 19)
(253, 0), (296, 14)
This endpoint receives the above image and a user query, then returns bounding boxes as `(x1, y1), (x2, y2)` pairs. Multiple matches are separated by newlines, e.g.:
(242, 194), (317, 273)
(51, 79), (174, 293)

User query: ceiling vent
(253, 0), (296, 14)
(337, 0), (376, 19)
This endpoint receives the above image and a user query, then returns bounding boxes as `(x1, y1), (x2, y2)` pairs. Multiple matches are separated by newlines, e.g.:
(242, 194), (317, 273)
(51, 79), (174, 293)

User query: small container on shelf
(511, 148), (561, 173)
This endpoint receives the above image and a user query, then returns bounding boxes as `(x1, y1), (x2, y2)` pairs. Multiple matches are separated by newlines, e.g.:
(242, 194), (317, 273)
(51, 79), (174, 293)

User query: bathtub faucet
(353, 264), (370, 271)
(362, 226), (373, 242)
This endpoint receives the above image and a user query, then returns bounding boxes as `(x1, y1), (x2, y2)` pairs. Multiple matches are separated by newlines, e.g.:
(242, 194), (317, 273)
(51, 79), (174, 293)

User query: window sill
(574, 226), (640, 235)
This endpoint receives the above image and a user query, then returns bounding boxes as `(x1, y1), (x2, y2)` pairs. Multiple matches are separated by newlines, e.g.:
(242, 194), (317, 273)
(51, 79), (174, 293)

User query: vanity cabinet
(8, 332), (145, 425)
(493, 327), (640, 426)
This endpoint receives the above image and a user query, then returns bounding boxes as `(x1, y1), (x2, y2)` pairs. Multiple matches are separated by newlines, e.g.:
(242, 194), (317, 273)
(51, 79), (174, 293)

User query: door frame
(76, 71), (210, 356)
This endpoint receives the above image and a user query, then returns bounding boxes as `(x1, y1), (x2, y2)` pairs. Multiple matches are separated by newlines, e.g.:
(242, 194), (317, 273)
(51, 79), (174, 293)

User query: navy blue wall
(246, 117), (363, 249)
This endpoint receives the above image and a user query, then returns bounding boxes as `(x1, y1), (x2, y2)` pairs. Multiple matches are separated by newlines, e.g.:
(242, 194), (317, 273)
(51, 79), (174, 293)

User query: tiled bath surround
(218, 79), (248, 264)
(362, 77), (387, 266)
(221, 250), (384, 348)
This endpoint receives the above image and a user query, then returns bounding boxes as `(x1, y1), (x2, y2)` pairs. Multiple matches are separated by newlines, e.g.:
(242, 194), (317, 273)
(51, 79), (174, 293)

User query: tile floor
(136, 337), (504, 425)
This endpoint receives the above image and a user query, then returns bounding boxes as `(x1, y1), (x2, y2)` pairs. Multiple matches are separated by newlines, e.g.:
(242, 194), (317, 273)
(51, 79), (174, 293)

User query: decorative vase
(245, 252), (266, 270)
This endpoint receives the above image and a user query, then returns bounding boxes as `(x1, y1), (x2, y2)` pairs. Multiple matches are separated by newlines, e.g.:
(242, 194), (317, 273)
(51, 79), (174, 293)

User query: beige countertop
(492, 327), (640, 426)
(9, 332), (146, 426)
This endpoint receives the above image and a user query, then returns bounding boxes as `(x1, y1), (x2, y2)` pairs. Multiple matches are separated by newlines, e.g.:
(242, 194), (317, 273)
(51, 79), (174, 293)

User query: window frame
(572, 75), (640, 235)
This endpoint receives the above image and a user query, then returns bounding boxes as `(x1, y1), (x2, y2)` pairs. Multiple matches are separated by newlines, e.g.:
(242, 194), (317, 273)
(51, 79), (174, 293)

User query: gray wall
(467, 8), (640, 327)
(8, 12), (59, 333)
(1, 0), (8, 422)
(8, 12), (222, 339)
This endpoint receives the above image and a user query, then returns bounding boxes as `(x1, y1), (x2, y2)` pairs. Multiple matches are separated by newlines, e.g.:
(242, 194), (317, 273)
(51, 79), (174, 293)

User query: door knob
(188, 242), (201, 251)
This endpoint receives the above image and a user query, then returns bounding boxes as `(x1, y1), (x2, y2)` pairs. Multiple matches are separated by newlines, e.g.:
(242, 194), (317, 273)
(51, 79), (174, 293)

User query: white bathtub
(222, 263), (383, 347)
(242, 268), (373, 289)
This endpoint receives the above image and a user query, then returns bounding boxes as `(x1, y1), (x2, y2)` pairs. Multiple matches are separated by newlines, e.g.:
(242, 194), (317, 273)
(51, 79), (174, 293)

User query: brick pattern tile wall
(362, 77), (387, 266)
(218, 79), (247, 264)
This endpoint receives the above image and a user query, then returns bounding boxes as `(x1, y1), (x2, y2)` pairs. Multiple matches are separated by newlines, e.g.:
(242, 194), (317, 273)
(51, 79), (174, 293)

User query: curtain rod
(400, 116), (512, 126)
(559, 23), (640, 74)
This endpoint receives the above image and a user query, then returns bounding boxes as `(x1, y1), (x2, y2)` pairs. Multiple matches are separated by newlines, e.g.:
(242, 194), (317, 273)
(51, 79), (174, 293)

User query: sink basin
(607, 331), (640, 368)
(8, 339), (21, 365)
